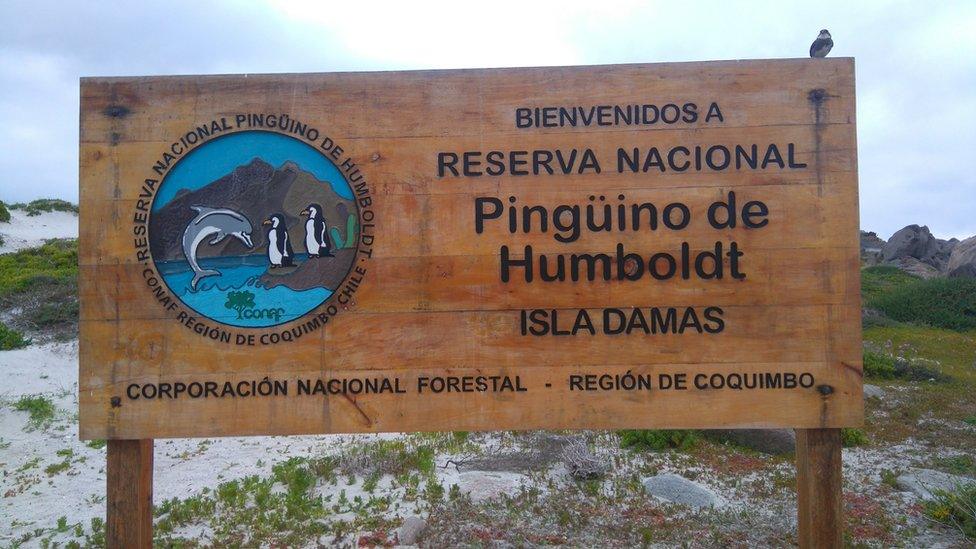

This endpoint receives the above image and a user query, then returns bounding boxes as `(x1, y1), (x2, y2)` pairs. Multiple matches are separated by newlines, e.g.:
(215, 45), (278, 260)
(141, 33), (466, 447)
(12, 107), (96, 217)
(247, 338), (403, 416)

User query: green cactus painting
(329, 214), (359, 248)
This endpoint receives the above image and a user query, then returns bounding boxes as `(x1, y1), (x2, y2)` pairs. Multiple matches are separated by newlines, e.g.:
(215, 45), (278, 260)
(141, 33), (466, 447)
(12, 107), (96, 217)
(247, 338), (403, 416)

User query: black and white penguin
(300, 203), (334, 257)
(262, 214), (294, 267)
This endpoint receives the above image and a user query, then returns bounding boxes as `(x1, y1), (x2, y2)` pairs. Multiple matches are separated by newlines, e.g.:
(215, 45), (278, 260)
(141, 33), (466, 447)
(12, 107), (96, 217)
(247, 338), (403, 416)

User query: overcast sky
(1, 0), (973, 239)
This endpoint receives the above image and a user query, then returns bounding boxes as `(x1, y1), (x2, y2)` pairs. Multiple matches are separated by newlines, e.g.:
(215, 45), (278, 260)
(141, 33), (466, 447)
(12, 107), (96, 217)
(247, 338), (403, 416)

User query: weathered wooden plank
(796, 428), (844, 548)
(77, 303), (861, 368)
(79, 58), (861, 439)
(106, 439), (153, 548)
(80, 59), (855, 142)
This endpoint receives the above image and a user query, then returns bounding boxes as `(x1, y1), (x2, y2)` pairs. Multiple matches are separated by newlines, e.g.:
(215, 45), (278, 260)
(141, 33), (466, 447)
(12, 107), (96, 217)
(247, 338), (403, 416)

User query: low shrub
(9, 199), (78, 217)
(861, 265), (919, 302)
(841, 428), (869, 447)
(0, 323), (30, 350)
(863, 349), (897, 379)
(924, 483), (976, 539)
(861, 307), (902, 329)
(0, 239), (78, 298)
(618, 429), (699, 451)
(933, 454), (976, 477)
(0, 201), (10, 223)
(0, 240), (78, 337)
(868, 277), (976, 331)
(13, 394), (56, 428)
(862, 347), (948, 382)
(880, 469), (900, 489)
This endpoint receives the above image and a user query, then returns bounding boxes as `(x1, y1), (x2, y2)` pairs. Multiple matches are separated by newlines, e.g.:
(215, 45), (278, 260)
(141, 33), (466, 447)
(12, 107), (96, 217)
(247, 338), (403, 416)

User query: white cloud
(0, 0), (973, 238)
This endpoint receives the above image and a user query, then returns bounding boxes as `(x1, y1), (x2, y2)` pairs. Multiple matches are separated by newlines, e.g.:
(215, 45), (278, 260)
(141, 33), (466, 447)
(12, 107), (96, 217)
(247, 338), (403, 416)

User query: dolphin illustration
(181, 205), (254, 290)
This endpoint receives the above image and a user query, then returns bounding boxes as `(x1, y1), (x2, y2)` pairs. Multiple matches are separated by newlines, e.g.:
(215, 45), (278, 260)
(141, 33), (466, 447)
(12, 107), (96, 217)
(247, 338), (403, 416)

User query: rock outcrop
(258, 249), (356, 291)
(642, 474), (723, 510)
(895, 468), (975, 500)
(946, 235), (976, 278)
(881, 225), (957, 275)
(396, 516), (427, 545)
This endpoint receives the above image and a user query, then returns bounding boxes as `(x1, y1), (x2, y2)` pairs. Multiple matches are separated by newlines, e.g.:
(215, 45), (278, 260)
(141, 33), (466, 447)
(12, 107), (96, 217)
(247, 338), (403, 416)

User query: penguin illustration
(262, 214), (294, 268)
(300, 203), (334, 257)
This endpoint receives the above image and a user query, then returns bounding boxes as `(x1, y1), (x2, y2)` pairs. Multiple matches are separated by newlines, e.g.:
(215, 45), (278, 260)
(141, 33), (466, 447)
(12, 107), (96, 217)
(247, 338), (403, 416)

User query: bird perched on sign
(809, 29), (833, 58)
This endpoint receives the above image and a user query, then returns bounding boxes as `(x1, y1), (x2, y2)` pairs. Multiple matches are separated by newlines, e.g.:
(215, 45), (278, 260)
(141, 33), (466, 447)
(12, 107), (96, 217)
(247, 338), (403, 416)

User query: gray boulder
(396, 515), (427, 545)
(947, 235), (976, 278)
(863, 384), (885, 399)
(890, 256), (941, 279)
(895, 468), (975, 500)
(642, 473), (723, 509)
(702, 429), (795, 455)
(882, 225), (956, 272)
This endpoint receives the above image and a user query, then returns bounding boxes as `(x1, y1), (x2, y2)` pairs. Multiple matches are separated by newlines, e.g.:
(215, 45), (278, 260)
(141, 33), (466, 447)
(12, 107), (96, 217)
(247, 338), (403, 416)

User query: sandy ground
(0, 341), (361, 545)
(0, 209), (78, 254)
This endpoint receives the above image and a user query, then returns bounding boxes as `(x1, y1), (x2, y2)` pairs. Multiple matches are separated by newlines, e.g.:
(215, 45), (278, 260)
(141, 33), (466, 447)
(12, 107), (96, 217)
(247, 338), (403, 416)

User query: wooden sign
(79, 58), (861, 440)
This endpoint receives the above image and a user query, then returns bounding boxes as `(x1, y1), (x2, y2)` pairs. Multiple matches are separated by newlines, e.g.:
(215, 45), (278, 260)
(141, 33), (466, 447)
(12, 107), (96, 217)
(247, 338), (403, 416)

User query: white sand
(0, 209), (78, 253)
(0, 341), (355, 545)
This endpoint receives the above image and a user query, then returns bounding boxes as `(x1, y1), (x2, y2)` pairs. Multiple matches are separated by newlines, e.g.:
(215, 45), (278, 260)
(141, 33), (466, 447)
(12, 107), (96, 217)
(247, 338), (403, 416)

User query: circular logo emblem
(147, 129), (360, 329)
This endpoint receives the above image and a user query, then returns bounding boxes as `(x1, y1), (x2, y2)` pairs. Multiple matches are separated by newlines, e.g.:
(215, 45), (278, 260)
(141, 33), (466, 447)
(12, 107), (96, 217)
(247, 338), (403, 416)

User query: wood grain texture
(796, 428), (844, 548)
(106, 439), (153, 548)
(79, 58), (862, 439)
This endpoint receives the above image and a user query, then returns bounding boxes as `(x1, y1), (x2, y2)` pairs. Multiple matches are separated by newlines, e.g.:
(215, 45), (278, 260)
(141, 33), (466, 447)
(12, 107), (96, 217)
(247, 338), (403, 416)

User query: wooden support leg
(795, 428), (843, 549)
(107, 439), (154, 549)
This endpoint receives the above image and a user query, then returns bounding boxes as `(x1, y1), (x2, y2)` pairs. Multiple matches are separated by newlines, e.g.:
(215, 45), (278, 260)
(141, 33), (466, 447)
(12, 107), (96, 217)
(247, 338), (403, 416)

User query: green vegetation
(867, 277), (976, 331)
(224, 290), (256, 319)
(862, 348), (948, 382)
(0, 200), (10, 223)
(8, 198), (78, 216)
(862, 325), (976, 446)
(841, 428), (869, 447)
(85, 439), (107, 450)
(341, 438), (437, 477)
(0, 238), (77, 297)
(154, 457), (342, 545)
(329, 215), (360, 249)
(618, 429), (699, 451)
(924, 483), (976, 539)
(0, 322), (30, 350)
(151, 439), (444, 546)
(861, 265), (919, 302)
(45, 458), (72, 476)
(932, 454), (976, 477)
(13, 394), (56, 429)
(880, 469), (900, 489)
(0, 239), (79, 336)
(863, 349), (896, 379)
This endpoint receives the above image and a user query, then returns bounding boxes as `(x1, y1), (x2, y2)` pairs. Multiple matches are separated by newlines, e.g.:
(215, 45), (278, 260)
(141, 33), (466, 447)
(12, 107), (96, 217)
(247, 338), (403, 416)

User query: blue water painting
(152, 130), (353, 211)
(157, 255), (331, 328)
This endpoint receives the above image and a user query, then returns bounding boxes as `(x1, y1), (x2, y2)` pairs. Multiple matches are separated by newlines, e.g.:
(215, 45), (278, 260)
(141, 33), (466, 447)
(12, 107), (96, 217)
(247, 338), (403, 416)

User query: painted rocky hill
(149, 158), (357, 262)
(258, 249), (357, 291)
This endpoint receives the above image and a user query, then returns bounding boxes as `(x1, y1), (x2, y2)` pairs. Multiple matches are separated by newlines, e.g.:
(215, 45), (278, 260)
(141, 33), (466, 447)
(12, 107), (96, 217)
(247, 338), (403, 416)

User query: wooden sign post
(80, 58), (860, 547)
